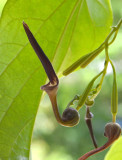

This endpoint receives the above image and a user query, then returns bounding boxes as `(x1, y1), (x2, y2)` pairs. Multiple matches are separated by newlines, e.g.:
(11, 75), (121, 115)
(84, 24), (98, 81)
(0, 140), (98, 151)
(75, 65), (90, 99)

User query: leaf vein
(0, 65), (40, 123)
(59, 0), (83, 73)
(8, 117), (34, 158)
(51, 0), (80, 65)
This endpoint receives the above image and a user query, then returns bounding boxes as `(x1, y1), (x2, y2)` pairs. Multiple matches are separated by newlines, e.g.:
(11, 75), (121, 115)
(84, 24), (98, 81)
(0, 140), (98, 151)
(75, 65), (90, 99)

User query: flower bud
(104, 122), (121, 141)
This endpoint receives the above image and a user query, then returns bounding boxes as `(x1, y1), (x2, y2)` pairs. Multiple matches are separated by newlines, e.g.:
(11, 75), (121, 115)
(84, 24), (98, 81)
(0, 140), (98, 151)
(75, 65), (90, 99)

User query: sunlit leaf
(0, 0), (112, 159)
(104, 136), (122, 160)
(0, 0), (7, 16)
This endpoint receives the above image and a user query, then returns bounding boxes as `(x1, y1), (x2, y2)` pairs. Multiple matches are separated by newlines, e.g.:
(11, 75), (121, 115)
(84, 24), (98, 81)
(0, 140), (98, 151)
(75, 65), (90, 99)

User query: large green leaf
(104, 136), (122, 160)
(0, 0), (112, 159)
(0, 0), (7, 16)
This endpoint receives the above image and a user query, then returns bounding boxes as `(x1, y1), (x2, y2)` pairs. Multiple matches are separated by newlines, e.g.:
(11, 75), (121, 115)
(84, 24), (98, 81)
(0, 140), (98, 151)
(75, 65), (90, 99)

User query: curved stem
(108, 30), (118, 45)
(67, 95), (80, 108)
(78, 140), (113, 160)
(78, 122), (121, 160)
(46, 88), (79, 127)
(105, 19), (122, 43)
(46, 88), (62, 124)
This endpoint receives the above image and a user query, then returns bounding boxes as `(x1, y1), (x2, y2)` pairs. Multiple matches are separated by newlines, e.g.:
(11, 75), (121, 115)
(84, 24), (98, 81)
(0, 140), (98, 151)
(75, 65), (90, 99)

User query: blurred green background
(0, 0), (122, 160)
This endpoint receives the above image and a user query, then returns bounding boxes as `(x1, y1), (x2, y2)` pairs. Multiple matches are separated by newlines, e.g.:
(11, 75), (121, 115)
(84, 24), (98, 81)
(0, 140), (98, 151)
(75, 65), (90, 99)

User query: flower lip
(23, 21), (58, 85)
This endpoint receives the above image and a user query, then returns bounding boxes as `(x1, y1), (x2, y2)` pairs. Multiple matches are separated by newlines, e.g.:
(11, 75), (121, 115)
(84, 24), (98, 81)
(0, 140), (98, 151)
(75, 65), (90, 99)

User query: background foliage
(0, 0), (121, 160)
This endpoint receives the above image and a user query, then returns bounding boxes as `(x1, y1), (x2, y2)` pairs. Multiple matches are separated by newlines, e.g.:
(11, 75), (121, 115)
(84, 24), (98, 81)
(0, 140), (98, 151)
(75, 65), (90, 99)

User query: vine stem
(63, 19), (122, 75)
(90, 18), (122, 104)
(99, 19), (122, 87)
(99, 43), (109, 87)
(65, 20), (121, 114)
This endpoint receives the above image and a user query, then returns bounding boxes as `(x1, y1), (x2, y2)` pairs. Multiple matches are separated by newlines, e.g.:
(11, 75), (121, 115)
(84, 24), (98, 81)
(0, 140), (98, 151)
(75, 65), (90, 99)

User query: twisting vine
(23, 19), (122, 160)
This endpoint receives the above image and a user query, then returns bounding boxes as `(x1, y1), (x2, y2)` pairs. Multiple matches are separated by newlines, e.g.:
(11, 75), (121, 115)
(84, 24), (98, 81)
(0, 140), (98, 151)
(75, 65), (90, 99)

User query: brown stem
(42, 83), (80, 127)
(78, 122), (121, 160)
(78, 140), (113, 160)
(45, 86), (62, 124)
(85, 107), (98, 148)
(85, 118), (98, 148)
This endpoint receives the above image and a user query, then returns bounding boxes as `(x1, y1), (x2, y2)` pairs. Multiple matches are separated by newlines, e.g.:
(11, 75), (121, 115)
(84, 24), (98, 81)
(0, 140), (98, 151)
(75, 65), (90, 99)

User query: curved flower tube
(23, 22), (80, 127)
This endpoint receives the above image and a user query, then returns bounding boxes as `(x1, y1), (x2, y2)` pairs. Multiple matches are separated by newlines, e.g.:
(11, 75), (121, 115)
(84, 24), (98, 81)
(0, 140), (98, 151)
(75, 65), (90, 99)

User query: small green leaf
(104, 136), (122, 160)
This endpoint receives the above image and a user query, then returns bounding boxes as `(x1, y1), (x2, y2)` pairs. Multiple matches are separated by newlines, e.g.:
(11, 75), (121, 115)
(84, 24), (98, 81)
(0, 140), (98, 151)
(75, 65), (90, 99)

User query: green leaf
(0, 0), (7, 16)
(0, 0), (112, 159)
(104, 136), (122, 160)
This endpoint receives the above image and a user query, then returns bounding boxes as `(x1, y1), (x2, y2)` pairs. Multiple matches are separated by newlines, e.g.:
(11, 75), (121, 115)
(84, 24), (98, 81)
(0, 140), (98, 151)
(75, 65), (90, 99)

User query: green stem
(63, 19), (122, 75)
(99, 43), (109, 86)
(105, 19), (122, 43)
(109, 60), (118, 122)
(66, 20), (121, 111)
(86, 43), (110, 103)
(67, 95), (80, 108)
